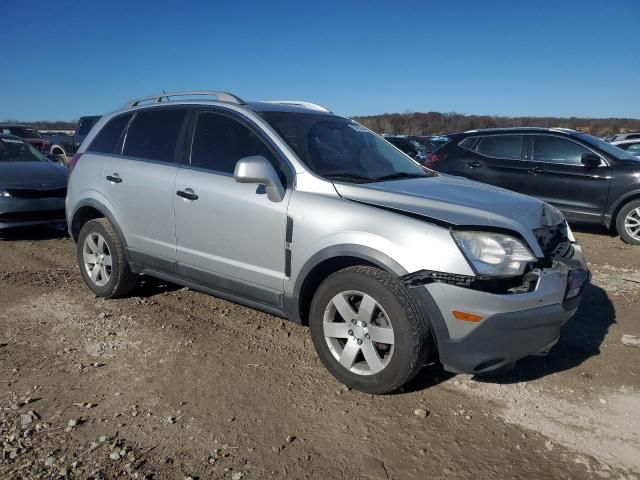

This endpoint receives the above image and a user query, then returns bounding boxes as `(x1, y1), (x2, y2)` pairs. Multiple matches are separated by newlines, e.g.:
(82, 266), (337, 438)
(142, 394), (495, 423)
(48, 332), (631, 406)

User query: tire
(309, 266), (432, 394)
(616, 199), (640, 245)
(76, 218), (138, 297)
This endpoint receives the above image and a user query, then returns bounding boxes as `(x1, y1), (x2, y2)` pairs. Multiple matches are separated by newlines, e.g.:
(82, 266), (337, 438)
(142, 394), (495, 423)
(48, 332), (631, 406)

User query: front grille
(0, 209), (66, 223)
(6, 187), (66, 199)
(533, 223), (571, 258)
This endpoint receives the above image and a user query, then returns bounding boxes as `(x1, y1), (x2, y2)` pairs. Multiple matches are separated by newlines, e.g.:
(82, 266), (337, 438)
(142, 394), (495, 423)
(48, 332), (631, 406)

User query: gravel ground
(0, 224), (638, 479)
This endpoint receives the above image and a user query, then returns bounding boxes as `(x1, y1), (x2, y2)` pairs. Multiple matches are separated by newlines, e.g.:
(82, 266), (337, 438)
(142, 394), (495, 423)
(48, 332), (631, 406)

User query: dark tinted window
(532, 135), (590, 165)
(123, 109), (187, 162)
(190, 112), (275, 174)
(87, 113), (132, 154)
(474, 135), (523, 159)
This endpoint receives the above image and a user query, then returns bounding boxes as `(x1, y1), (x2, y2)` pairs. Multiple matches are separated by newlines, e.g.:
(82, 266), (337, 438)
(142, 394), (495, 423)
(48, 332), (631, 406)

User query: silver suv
(66, 91), (589, 394)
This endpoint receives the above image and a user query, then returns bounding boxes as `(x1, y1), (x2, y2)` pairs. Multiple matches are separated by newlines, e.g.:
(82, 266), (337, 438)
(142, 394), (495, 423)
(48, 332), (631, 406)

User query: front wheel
(616, 200), (640, 245)
(309, 266), (432, 394)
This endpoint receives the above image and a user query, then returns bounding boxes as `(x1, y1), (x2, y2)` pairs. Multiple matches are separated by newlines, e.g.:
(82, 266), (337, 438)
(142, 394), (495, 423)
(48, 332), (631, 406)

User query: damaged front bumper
(406, 244), (589, 374)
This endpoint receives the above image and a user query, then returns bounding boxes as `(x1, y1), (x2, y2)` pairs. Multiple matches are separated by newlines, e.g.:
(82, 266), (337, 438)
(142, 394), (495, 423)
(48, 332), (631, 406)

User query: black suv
(429, 128), (640, 244)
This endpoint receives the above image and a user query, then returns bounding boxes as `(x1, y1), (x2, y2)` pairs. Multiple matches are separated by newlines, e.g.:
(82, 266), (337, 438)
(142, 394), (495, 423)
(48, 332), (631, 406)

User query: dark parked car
(429, 127), (640, 244)
(385, 136), (425, 161)
(612, 139), (640, 157)
(605, 132), (640, 142)
(0, 124), (49, 152)
(0, 133), (67, 230)
(384, 135), (450, 163)
(46, 115), (101, 162)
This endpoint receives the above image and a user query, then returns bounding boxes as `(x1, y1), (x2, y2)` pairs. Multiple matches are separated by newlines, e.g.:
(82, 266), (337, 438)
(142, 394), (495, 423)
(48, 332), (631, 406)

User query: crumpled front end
(406, 223), (589, 374)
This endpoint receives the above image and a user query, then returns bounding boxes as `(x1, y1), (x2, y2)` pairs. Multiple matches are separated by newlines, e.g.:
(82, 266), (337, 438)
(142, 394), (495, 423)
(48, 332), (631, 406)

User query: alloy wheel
(624, 207), (640, 241)
(323, 290), (395, 376)
(83, 232), (112, 287)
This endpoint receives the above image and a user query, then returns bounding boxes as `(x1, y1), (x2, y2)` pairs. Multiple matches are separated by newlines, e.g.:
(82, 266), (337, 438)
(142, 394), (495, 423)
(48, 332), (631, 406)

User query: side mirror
(581, 153), (601, 168)
(234, 155), (285, 203)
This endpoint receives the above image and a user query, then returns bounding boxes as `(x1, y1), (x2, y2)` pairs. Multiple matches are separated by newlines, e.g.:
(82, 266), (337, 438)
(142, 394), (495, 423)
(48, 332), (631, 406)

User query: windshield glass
(578, 134), (639, 161)
(0, 137), (47, 162)
(260, 112), (429, 182)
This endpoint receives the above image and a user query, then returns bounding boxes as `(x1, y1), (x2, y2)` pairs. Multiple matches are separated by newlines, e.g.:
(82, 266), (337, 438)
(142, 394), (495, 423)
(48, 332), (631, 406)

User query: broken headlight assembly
(451, 230), (536, 277)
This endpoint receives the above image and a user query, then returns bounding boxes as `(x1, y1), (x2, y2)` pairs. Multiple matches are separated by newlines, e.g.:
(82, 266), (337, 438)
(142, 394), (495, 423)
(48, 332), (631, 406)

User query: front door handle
(106, 174), (122, 183)
(528, 166), (545, 174)
(466, 161), (481, 168)
(176, 189), (198, 201)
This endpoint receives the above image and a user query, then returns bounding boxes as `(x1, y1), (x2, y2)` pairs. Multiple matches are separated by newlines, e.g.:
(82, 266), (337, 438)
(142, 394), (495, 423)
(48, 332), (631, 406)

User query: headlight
(452, 231), (536, 277)
(0, 189), (11, 198)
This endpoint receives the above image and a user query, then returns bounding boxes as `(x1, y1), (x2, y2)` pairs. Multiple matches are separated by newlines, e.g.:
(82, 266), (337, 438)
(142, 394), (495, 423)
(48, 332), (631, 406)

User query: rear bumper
(0, 197), (66, 229)
(410, 245), (588, 374)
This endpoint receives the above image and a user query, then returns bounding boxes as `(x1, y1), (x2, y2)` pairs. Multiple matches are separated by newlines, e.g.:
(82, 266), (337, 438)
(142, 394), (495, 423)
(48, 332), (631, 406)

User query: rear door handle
(528, 166), (545, 174)
(176, 189), (198, 201)
(106, 174), (122, 183)
(466, 161), (481, 168)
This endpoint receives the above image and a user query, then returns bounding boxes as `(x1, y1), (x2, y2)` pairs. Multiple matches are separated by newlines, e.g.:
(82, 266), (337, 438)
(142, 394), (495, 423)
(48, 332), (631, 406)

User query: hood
(1, 161), (68, 188)
(333, 174), (564, 255)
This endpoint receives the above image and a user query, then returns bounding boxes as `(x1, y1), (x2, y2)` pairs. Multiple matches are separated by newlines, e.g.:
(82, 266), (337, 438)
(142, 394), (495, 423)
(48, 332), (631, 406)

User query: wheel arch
(288, 245), (408, 325)
(50, 144), (67, 156)
(69, 199), (129, 255)
(607, 191), (640, 230)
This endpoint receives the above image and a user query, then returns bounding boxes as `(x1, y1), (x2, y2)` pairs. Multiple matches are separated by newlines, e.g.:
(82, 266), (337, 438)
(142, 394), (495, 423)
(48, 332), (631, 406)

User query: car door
(103, 107), (188, 269)
(454, 134), (529, 192)
(173, 108), (291, 307)
(524, 134), (611, 222)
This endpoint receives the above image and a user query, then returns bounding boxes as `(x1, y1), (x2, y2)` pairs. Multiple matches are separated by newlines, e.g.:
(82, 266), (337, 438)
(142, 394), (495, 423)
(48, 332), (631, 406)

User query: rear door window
(122, 109), (187, 163)
(87, 113), (132, 154)
(474, 135), (524, 160)
(532, 135), (591, 165)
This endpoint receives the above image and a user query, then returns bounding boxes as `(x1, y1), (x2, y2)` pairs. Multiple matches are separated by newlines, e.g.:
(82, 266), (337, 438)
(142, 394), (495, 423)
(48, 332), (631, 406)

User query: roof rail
(124, 90), (246, 108)
(262, 100), (332, 113)
(548, 128), (580, 135)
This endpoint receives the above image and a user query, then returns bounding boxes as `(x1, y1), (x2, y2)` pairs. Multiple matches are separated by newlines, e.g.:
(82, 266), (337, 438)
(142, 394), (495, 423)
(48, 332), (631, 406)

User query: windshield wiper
(324, 172), (374, 183)
(372, 172), (426, 182)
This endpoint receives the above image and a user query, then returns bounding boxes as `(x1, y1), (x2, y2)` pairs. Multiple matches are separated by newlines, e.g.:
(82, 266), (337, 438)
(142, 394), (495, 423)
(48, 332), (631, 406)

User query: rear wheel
(77, 218), (138, 297)
(309, 266), (432, 394)
(616, 200), (640, 245)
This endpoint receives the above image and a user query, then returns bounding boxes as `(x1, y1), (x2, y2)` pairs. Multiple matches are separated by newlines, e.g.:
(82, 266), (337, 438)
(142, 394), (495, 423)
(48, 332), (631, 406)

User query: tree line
(4, 112), (640, 138)
(352, 112), (640, 138)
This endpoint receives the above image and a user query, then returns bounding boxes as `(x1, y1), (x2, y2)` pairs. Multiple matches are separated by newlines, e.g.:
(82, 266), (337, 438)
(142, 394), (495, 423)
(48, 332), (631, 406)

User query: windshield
(260, 112), (429, 182)
(0, 137), (47, 162)
(0, 126), (42, 139)
(578, 134), (640, 161)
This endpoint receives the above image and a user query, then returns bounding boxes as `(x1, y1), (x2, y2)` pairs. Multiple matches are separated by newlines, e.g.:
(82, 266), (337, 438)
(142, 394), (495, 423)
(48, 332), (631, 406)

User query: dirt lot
(0, 225), (638, 479)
